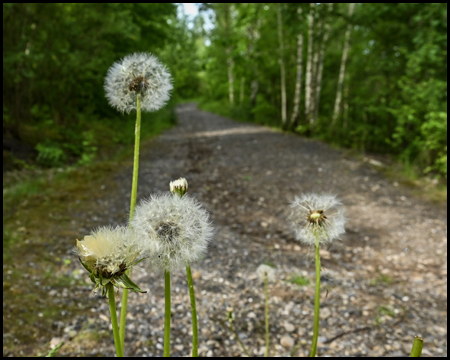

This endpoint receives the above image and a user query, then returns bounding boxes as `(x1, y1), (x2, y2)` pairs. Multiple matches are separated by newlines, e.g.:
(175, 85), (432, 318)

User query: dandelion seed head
(104, 52), (172, 113)
(256, 264), (276, 283)
(289, 193), (346, 246)
(131, 193), (214, 273)
(74, 226), (143, 277)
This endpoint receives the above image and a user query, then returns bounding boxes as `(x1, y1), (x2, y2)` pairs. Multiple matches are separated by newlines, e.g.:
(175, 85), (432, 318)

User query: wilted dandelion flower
(290, 193), (346, 246)
(104, 52), (172, 113)
(257, 264), (276, 283)
(74, 226), (146, 295)
(131, 193), (213, 273)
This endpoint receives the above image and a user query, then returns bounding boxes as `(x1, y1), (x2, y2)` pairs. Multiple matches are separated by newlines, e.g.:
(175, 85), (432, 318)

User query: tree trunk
(310, 16), (322, 125)
(314, 3), (333, 123)
(305, 3), (315, 125)
(290, 6), (304, 128)
(277, 4), (287, 127)
(343, 78), (350, 128)
(240, 77), (245, 104)
(227, 50), (234, 105)
(250, 80), (258, 108)
(332, 3), (355, 125)
(247, 12), (260, 110)
(224, 4), (234, 105)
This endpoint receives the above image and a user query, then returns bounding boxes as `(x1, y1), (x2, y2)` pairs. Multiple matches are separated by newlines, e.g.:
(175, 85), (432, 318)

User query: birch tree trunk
(224, 4), (234, 105)
(290, 6), (303, 128)
(240, 77), (245, 104)
(310, 16), (322, 125)
(277, 4), (287, 127)
(247, 9), (260, 109)
(332, 3), (355, 125)
(313, 3), (333, 123)
(304, 3), (315, 125)
(227, 52), (234, 105)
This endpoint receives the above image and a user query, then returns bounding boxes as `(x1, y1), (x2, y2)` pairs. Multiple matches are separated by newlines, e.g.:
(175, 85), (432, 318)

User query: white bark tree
(313, 3), (333, 123)
(304, 3), (315, 125)
(240, 77), (245, 104)
(277, 3), (287, 127)
(290, 6), (304, 127)
(332, 3), (355, 125)
(224, 4), (234, 105)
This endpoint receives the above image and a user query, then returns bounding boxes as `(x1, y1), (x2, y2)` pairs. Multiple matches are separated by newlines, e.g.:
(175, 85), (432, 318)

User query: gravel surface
(4, 103), (447, 357)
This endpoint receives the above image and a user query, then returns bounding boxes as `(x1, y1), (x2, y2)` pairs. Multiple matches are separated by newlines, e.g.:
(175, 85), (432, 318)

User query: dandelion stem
(186, 266), (198, 357)
(264, 274), (270, 357)
(410, 336), (424, 357)
(310, 240), (321, 357)
(229, 320), (250, 357)
(119, 94), (142, 350)
(107, 284), (124, 357)
(164, 270), (171, 357)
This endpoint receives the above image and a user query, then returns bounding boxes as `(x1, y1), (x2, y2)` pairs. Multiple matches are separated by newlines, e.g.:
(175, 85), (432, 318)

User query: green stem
(310, 242), (321, 357)
(107, 284), (123, 357)
(164, 270), (171, 357)
(186, 266), (198, 357)
(410, 336), (423, 357)
(264, 274), (270, 357)
(119, 94), (142, 350)
(229, 320), (250, 357)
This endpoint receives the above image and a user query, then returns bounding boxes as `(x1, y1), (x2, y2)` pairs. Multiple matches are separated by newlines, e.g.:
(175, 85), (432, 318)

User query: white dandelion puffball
(131, 193), (214, 272)
(257, 264), (276, 283)
(75, 226), (143, 277)
(104, 52), (173, 113)
(290, 193), (346, 246)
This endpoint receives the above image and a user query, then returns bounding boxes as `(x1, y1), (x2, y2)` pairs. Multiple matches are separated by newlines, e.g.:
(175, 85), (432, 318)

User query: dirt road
(3, 103), (447, 356)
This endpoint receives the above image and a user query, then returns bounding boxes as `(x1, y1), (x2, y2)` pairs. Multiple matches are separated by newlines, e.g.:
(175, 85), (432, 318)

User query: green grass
(287, 274), (310, 287)
(369, 272), (396, 286)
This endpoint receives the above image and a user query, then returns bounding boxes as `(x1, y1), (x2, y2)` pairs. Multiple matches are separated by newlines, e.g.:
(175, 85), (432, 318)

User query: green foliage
(287, 274), (310, 286)
(3, 3), (178, 169)
(36, 141), (66, 167)
(45, 341), (63, 357)
(369, 272), (396, 286)
(198, 3), (447, 178)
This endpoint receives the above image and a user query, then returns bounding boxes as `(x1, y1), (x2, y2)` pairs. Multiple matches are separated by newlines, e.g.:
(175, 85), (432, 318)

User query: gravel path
(4, 103), (447, 357)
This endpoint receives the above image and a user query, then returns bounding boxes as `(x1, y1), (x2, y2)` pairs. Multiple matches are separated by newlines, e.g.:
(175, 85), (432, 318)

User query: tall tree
(290, 6), (304, 127)
(224, 4), (235, 105)
(304, 3), (316, 125)
(332, 3), (355, 125)
(313, 3), (333, 123)
(277, 4), (287, 127)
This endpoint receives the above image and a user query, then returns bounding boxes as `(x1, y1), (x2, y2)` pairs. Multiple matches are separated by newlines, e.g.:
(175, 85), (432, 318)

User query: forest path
(4, 103), (447, 356)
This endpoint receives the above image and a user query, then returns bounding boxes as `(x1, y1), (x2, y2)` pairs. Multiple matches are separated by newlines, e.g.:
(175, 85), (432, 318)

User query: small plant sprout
(227, 307), (250, 357)
(289, 193), (346, 357)
(75, 226), (147, 357)
(257, 264), (276, 357)
(105, 52), (172, 351)
(131, 179), (213, 357)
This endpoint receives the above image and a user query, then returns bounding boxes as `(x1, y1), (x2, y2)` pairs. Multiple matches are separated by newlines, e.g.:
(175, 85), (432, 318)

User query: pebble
(280, 335), (294, 348)
(49, 337), (63, 350)
(320, 307), (331, 319)
(284, 322), (295, 332)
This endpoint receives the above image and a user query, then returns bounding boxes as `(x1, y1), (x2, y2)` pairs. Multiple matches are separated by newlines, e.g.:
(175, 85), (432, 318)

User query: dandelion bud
(170, 177), (188, 197)
(227, 307), (235, 323)
(74, 226), (146, 296)
(289, 193), (346, 246)
(131, 193), (213, 273)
